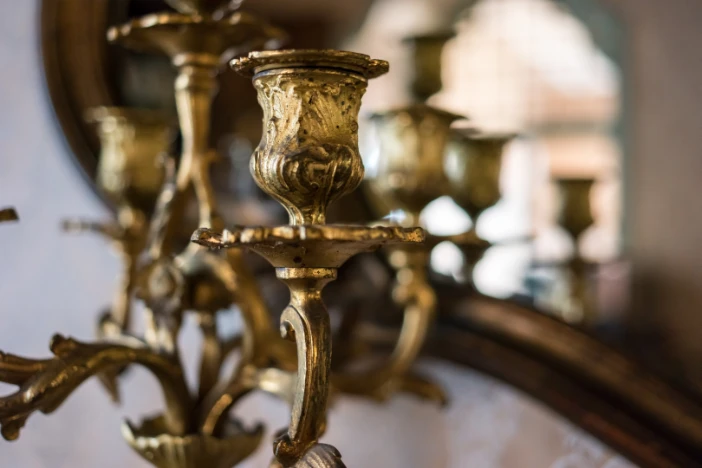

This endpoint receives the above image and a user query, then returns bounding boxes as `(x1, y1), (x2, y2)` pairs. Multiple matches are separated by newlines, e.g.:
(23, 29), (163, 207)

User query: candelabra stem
(274, 267), (335, 466)
(333, 249), (442, 404)
(173, 55), (272, 366)
(111, 251), (138, 332)
(174, 57), (221, 230)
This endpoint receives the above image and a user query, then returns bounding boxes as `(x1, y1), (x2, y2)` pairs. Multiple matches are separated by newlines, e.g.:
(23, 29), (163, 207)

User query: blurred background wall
(1, 0), (701, 466)
(603, 0), (702, 384)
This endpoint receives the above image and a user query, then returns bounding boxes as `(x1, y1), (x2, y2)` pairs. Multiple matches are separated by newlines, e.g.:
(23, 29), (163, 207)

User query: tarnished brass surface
(122, 415), (261, 468)
(192, 49), (430, 467)
(233, 50), (387, 225)
(108, 11), (285, 67)
(0, 335), (191, 441)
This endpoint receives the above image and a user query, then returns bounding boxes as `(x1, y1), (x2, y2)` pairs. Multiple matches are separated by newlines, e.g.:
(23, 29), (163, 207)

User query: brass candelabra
(0, 5), (518, 468)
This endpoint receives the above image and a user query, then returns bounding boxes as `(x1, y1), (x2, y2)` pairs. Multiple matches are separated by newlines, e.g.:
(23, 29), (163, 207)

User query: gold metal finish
(371, 104), (465, 217)
(122, 415), (261, 468)
(195, 49), (425, 467)
(0, 335), (191, 441)
(107, 7), (287, 465)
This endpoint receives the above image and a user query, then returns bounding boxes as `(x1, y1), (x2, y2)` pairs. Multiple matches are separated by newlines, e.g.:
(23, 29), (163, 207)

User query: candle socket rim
(231, 49), (389, 79)
(107, 11), (286, 60)
(369, 103), (466, 124)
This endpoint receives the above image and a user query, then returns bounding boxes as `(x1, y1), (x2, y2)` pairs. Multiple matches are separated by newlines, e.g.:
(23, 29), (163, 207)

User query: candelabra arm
(174, 57), (273, 366)
(146, 156), (179, 260)
(197, 312), (223, 402)
(274, 268), (338, 467)
(174, 59), (221, 230)
(333, 250), (444, 404)
(0, 335), (192, 441)
(224, 248), (274, 363)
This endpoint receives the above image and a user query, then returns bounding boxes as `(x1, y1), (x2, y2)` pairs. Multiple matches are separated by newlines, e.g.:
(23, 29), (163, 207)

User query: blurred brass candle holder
(371, 105), (464, 221)
(557, 178), (595, 244)
(403, 32), (455, 102)
(63, 107), (171, 349)
(445, 130), (515, 279)
(194, 49), (425, 467)
(555, 177), (597, 323)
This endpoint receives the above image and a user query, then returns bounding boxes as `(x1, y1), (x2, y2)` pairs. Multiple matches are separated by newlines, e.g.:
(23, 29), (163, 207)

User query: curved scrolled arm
(272, 269), (336, 467)
(0, 334), (192, 441)
(333, 250), (445, 405)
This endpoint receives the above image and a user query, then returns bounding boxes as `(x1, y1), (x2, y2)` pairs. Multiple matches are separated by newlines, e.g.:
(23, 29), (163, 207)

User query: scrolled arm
(0, 334), (192, 441)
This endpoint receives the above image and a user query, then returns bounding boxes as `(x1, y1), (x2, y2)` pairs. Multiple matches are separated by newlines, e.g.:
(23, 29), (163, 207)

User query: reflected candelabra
(555, 177), (597, 323)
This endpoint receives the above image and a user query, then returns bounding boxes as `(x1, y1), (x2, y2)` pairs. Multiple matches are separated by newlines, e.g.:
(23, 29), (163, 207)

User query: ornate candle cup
(194, 50), (424, 467)
(88, 107), (171, 217)
(403, 32), (455, 102)
(446, 131), (514, 224)
(245, 50), (388, 226)
(371, 105), (465, 220)
(556, 177), (596, 245)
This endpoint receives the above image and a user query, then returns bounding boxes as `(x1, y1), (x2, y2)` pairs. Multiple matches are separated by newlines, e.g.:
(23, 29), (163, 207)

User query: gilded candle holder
(446, 130), (514, 223)
(194, 49), (425, 467)
(371, 104), (465, 220)
(445, 131), (514, 280)
(89, 106), (171, 216)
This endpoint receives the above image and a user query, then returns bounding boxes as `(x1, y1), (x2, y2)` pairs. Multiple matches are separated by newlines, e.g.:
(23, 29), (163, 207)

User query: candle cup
(87, 107), (172, 216)
(236, 50), (388, 226)
(556, 177), (596, 244)
(446, 131), (514, 224)
(371, 104), (465, 218)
